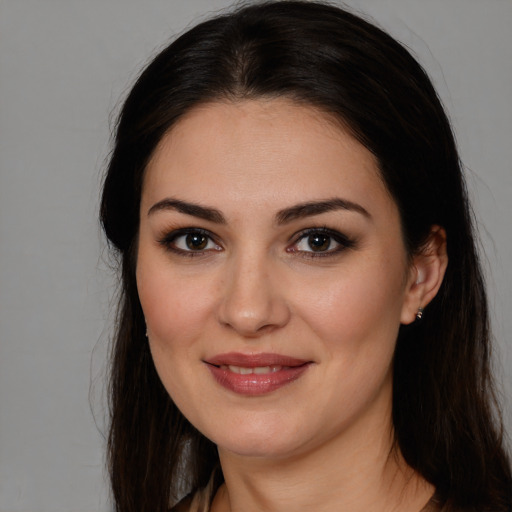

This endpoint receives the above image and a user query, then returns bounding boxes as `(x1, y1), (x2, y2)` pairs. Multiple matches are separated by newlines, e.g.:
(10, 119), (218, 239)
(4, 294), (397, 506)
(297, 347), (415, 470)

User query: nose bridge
(218, 245), (290, 336)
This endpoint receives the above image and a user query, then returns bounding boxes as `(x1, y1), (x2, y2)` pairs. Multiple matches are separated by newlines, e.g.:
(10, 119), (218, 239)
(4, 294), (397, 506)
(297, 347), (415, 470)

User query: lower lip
(206, 364), (311, 395)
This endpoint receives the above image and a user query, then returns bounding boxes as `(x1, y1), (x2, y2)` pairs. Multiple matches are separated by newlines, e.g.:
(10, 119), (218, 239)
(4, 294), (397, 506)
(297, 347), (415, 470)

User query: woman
(100, 1), (512, 511)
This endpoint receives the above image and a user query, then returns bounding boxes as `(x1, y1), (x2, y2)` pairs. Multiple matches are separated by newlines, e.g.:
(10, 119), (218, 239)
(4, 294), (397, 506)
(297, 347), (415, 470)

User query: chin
(219, 438), (299, 459)
(211, 421), (310, 460)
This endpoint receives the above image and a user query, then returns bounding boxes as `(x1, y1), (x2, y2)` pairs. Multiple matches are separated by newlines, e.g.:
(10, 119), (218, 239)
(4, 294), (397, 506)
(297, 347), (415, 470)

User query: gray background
(0, 0), (511, 510)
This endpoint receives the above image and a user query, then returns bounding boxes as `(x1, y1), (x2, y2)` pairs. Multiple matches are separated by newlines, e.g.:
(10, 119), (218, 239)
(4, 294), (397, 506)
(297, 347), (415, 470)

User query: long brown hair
(101, 2), (512, 510)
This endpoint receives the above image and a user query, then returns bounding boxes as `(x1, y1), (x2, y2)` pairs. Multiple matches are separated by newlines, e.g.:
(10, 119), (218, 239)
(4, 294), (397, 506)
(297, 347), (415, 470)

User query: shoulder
(170, 471), (219, 512)
(170, 494), (193, 512)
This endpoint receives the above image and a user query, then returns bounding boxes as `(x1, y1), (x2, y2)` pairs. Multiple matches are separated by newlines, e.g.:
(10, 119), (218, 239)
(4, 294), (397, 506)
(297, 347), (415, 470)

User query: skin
(136, 99), (447, 512)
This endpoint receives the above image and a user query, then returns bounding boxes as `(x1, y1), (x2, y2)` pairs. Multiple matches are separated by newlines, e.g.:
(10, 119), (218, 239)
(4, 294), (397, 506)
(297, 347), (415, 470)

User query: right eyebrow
(275, 198), (371, 224)
(147, 198), (226, 224)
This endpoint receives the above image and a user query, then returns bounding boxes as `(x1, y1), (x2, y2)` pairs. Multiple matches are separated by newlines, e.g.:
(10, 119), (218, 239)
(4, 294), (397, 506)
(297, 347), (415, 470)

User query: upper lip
(204, 352), (310, 367)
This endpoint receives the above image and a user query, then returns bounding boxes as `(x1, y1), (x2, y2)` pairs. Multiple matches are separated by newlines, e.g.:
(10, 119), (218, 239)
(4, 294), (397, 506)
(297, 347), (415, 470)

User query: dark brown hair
(100, 2), (512, 511)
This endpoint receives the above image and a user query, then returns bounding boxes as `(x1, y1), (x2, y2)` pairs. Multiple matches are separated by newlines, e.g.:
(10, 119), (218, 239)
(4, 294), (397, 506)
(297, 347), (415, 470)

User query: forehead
(143, 99), (392, 216)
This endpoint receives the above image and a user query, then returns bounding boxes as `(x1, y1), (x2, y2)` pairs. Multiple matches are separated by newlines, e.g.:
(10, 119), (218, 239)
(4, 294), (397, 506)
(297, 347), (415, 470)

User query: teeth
(253, 366), (271, 374)
(222, 365), (284, 374)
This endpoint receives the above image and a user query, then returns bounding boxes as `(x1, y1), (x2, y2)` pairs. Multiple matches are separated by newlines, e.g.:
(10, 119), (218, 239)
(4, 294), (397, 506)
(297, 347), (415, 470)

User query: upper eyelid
(290, 226), (352, 242)
(157, 229), (223, 259)
(158, 227), (220, 246)
(288, 227), (356, 252)
(160, 227), (215, 239)
(157, 226), (354, 249)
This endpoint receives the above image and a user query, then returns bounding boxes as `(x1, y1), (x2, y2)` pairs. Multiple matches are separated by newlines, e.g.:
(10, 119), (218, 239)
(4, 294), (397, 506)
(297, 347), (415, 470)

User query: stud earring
(416, 307), (424, 321)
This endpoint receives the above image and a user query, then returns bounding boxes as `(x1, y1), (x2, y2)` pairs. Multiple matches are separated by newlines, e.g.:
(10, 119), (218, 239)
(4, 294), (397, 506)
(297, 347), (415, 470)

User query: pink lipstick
(204, 352), (311, 395)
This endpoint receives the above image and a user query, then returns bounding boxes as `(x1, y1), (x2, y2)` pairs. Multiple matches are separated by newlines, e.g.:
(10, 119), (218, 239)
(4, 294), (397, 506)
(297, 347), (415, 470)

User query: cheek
(294, 256), (407, 357)
(136, 256), (219, 347)
(136, 257), (219, 412)
(293, 261), (405, 429)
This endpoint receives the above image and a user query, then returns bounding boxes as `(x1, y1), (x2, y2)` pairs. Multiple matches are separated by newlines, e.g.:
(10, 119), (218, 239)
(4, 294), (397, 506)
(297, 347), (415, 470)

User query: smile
(220, 365), (286, 374)
(204, 353), (312, 395)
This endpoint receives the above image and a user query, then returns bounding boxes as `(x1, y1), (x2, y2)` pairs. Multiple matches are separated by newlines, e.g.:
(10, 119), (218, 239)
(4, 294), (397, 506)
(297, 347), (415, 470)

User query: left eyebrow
(276, 198), (371, 224)
(147, 198), (226, 224)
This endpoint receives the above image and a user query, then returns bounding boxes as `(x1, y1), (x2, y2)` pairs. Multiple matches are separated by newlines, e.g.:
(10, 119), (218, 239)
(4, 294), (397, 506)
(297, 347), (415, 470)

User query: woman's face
(136, 99), (421, 459)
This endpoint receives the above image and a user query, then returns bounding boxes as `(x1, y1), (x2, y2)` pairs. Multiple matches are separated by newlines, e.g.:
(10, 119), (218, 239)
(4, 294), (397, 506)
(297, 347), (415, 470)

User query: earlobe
(401, 226), (448, 325)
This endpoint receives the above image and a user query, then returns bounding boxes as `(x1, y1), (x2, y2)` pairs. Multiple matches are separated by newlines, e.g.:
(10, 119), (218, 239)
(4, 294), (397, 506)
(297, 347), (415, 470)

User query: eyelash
(157, 226), (356, 259)
(288, 227), (356, 258)
(158, 228), (222, 258)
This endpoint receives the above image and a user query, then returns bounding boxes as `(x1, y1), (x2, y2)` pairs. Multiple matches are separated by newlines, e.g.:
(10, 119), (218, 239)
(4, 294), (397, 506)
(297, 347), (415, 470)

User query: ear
(400, 226), (448, 325)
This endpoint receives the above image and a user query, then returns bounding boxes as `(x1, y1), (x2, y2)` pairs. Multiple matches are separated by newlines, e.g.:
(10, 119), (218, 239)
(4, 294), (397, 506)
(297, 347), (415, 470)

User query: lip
(204, 352), (312, 395)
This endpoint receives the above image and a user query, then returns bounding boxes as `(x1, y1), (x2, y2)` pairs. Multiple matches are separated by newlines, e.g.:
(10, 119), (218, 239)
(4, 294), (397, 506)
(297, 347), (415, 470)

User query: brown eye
(307, 234), (331, 252)
(159, 228), (222, 255)
(186, 233), (208, 250)
(289, 228), (355, 257)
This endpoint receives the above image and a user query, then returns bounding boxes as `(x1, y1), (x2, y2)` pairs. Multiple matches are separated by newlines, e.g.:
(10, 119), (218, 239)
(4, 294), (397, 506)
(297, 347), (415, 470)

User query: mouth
(218, 364), (289, 375)
(204, 352), (312, 395)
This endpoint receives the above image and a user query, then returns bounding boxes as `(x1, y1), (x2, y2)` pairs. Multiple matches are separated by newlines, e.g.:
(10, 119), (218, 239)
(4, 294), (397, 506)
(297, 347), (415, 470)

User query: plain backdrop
(0, 1), (511, 510)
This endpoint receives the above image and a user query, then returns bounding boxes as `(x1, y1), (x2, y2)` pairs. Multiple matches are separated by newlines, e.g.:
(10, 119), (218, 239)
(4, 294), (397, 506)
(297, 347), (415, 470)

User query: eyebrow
(276, 198), (370, 224)
(147, 197), (370, 224)
(147, 198), (226, 224)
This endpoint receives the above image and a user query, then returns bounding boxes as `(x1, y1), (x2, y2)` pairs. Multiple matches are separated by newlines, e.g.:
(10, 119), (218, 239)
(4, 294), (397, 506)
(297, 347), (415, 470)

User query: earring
(416, 307), (424, 321)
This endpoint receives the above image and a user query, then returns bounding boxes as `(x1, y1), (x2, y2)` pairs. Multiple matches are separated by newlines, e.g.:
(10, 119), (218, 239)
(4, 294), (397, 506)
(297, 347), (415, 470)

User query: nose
(217, 252), (291, 337)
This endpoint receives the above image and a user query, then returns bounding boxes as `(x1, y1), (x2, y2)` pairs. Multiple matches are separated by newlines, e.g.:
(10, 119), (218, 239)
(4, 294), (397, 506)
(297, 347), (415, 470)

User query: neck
(212, 393), (434, 512)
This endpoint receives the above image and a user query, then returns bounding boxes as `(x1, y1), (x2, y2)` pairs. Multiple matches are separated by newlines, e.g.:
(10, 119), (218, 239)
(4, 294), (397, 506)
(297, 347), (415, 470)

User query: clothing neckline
(172, 477), (442, 512)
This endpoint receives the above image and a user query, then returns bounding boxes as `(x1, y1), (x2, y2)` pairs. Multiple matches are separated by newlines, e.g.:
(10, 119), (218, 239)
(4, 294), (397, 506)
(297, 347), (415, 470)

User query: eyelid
(287, 227), (356, 256)
(156, 225), (355, 259)
(157, 227), (222, 256)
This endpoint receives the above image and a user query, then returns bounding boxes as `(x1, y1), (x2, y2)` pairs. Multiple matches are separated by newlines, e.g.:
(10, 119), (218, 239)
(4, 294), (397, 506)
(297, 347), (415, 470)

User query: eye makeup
(157, 227), (222, 258)
(287, 227), (357, 259)
(156, 224), (357, 261)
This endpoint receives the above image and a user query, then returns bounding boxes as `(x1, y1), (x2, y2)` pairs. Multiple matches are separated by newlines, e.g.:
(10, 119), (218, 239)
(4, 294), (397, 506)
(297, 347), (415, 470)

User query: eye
(175, 232), (213, 251)
(158, 228), (222, 256)
(298, 233), (334, 252)
(289, 228), (355, 256)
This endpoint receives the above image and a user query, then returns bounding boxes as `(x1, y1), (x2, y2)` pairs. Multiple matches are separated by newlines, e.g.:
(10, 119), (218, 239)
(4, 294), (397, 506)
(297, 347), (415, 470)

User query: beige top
(171, 477), (442, 512)
(171, 475), (216, 512)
